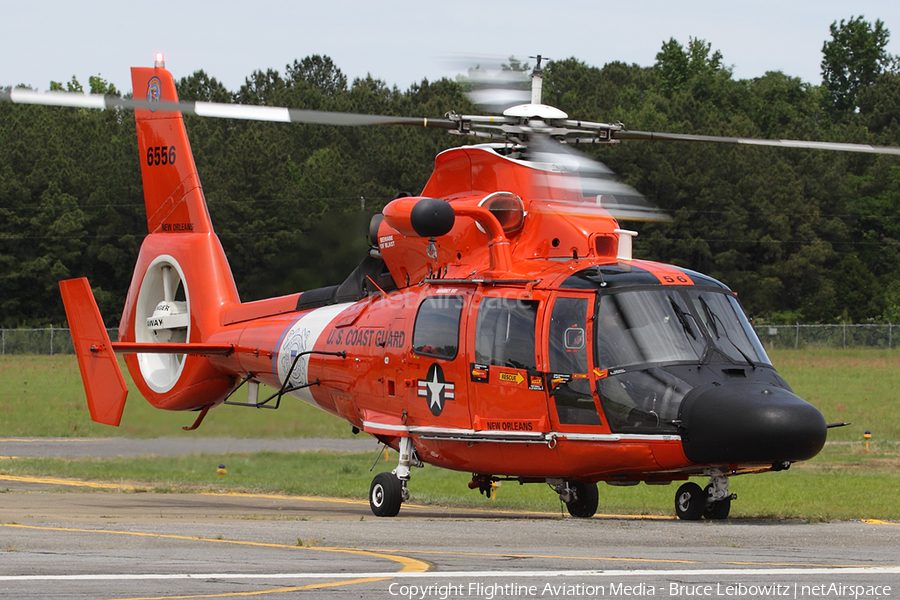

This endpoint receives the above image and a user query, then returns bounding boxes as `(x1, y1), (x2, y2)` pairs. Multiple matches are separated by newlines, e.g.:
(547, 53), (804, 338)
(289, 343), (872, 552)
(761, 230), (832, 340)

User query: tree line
(1, 17), (898, 327)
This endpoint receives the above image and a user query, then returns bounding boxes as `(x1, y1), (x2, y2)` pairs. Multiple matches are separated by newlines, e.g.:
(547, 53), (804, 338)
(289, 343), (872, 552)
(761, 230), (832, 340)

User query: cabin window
(474, 298), (538, 371)
(412, 296), (464, 359)
(549, 297), (602, 425)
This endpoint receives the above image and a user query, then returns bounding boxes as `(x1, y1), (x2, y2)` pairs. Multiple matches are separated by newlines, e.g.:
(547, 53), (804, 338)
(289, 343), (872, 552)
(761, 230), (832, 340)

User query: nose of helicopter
(679, 382), (827, 466)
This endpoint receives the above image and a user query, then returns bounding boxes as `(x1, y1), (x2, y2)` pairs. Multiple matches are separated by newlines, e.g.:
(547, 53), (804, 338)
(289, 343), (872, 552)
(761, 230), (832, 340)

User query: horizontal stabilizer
(59, 278), (128, 426)
(111, 342), (234, 355)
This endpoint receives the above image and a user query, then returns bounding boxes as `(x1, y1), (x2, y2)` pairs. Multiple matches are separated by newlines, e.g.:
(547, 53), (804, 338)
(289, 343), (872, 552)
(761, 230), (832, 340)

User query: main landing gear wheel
(704, 484), (732, 520)
(674, 482), (706, 521)
(369, 472), (403, 517)
(562, 481), (599, 518)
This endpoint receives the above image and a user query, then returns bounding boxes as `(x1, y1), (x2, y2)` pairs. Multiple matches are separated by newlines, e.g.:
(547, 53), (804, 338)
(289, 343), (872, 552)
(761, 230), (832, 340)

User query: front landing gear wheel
(564, 481), (599, 518)
(675, 482), (706, 520)
(704, 484), (731, 520)
(369, 472), (402, 517)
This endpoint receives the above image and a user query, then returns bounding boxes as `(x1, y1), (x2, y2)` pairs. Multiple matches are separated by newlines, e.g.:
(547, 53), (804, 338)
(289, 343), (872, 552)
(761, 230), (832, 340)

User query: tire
(674, 482), (706, 521)
(564, 481), (599, 518)
(704, 485), (731, 519)
(369, 472), (402, 517)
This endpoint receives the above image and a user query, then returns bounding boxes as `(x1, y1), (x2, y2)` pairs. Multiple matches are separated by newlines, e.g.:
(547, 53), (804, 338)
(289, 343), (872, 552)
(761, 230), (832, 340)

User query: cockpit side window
(413, 296), (464, 359)
(549, 297), (602, 426)
(474, 297), (537, 370)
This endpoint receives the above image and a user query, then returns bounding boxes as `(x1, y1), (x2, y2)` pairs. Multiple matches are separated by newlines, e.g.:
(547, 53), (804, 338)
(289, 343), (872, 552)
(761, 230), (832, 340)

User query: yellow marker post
(864, 431), (872, 453)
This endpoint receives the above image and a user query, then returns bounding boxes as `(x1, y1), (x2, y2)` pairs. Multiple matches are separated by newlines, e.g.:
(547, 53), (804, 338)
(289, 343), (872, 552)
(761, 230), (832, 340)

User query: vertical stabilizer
(59, 278), (128, 426)
(115, 66), (241, 412)
(131, 66), (213, 234)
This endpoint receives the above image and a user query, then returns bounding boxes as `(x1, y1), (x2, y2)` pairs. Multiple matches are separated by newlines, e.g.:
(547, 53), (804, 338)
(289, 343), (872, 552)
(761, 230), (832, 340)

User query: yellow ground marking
(0, 438), (106, 442)
(863, 518), (900, 526)
(371, 546), (899, 570)
(97, 578), (389, 600)
(3, 522), (426, 599)
(0, 474), (674, 520)
(0, 523), (430, 573)
(0, 474), (137, 490)
(6, 522), (895, 594)
(0, 456), (18, 460)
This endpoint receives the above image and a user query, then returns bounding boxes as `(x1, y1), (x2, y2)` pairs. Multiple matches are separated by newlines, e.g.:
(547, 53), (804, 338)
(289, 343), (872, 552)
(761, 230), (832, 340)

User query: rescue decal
(498, 370), (526, 385)
(417, 363), (455, 416)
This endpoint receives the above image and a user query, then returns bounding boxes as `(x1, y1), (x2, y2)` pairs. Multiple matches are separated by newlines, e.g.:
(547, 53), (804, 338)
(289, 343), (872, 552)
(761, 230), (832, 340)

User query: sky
(3, 0), (900, 96)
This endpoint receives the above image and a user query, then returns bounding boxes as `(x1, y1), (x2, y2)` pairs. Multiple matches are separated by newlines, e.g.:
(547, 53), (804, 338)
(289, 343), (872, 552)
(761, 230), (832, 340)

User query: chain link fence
(2, 324), (899, 355)
(753, 323), (898, 350)
(0, 328), (117, 355)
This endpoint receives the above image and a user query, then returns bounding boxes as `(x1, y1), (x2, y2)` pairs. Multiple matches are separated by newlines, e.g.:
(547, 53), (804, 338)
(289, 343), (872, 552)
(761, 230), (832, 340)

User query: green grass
(769, 348), (900, 442)
(2, 348), (899, 440)
(0, 355), (353, 438)
(2, 445), (898, 520)
(2, 349), (899, 520)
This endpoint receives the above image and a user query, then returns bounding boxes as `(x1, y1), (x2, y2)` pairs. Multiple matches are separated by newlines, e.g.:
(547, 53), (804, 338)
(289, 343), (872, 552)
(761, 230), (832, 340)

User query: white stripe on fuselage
(275, 303), (353, 407)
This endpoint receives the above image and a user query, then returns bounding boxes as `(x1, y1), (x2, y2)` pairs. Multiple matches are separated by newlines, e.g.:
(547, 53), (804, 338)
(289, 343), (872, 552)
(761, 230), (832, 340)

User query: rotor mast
(530, 54), (544, 105)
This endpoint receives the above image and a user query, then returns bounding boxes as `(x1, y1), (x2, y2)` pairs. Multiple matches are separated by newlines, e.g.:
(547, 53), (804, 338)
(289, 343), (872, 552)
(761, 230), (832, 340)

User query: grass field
(2, 445), (897, 520)
(1, 349), (899, 520)
(1, 348), (897, 441)
(0, 355), (352, 438)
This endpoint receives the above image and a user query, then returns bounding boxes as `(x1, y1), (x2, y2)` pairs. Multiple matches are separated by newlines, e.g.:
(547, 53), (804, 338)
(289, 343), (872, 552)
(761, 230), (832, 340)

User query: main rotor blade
(0, 88), (458, 129)
(528, 134), (669, 222)
(614, 129), (900, 156)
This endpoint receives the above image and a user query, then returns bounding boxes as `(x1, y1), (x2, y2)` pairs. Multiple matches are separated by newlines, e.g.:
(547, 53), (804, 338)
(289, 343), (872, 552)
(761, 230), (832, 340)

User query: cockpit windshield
(593, 287), (770, 433)
(595, 288), (770, 370)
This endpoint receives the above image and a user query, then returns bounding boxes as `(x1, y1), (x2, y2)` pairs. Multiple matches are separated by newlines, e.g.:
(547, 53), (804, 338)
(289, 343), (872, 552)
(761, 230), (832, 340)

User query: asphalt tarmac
(2, 438), (899, 600)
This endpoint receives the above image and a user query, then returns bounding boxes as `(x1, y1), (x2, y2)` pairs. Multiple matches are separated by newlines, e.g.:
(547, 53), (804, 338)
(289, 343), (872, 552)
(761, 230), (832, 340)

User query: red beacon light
(154, 53), (165, 68)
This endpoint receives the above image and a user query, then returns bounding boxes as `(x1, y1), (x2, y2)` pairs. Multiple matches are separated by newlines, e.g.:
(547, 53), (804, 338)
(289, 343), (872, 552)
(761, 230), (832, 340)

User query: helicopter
(4, 54), (896, 520)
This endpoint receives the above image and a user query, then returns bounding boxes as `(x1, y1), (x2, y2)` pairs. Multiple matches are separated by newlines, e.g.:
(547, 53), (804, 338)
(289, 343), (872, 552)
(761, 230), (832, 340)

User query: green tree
(88, 75), (118, 96)
(655, 37), (724, 95)
(286, 55), (347, 98)
(177, 70), (231, 103)
(822, 16), (895, 117)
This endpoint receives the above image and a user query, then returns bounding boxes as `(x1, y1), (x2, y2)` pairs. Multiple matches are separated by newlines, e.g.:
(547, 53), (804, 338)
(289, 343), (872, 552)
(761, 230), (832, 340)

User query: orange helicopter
(5, 54), (895, 520)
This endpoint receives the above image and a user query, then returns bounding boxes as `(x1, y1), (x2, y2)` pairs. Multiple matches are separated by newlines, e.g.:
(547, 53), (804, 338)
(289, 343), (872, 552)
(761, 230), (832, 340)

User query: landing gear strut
(369, 437), (418, 517)
(674, 472), (736, 520)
